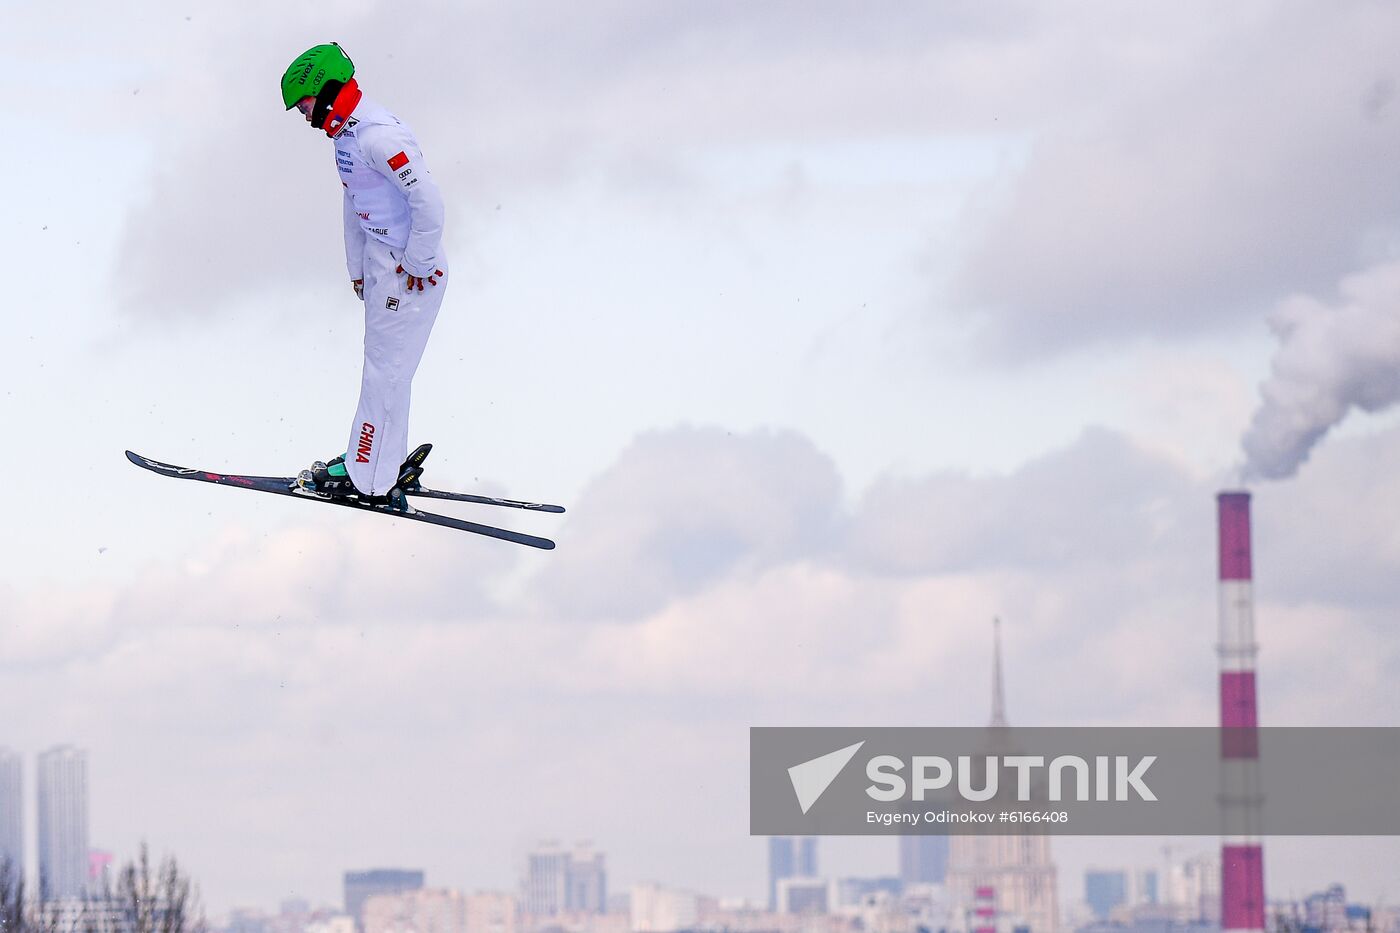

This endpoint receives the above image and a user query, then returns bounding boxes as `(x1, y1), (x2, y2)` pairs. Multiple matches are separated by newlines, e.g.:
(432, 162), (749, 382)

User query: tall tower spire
(948, 616), (1059, 933)
(990, 617), (1008, 727)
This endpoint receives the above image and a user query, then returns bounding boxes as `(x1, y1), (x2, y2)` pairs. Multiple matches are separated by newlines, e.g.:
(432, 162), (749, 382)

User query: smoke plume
(1242, 259), (1400, 480)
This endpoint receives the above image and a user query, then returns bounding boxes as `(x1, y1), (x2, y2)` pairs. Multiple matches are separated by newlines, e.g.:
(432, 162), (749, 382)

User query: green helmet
(281, 43), (355, 110)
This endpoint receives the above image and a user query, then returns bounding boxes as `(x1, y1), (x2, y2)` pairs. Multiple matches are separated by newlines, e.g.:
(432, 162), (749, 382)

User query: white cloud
(7, 423), (1400, 909)
(847, 427), (1200, 577)
(951, 2), (1400, 356)
(23, 0), (1397, 364)
(532, 425), (842, 620)
(1242, 258), (1400, 480)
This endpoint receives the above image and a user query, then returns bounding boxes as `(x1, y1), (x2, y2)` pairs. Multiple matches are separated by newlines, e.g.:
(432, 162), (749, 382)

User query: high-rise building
(522, 843), (607, 916)
(344, 869), (425, 931)
(362, 888), (466, 933)
(0, 749), (21, 881)
(630, 883), (700, 933)
(227, 908), (272, 933)
(775, 878), (832, 915)
(465, 892), (520, 933)
(524, 847), (569, 917)
(1085, 870), (1127, 919)
(947, 621), (1059, 933)
(567, 848), (606, 914)
(1131, 869), (1159, 907)
(1168, 853), (1221, 923)
(899, 837), (949, 886)
(307, 917), (356, 933)
(836, 877), (903, 907)
(1303, 884), (1348, 930)
(36, 745), (88, 901)
(766, 837), (817, 910)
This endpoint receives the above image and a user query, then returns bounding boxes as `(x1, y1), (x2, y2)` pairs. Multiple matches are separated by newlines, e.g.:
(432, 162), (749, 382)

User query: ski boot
(297, 444), (433, 512)
(296, 455), (356, 498)
(331, 444), (434, 512)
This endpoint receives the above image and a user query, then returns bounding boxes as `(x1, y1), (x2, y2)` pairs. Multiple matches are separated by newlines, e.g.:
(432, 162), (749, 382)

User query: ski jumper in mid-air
(281, 42), (446, 504)
(124, 45), (562, 546)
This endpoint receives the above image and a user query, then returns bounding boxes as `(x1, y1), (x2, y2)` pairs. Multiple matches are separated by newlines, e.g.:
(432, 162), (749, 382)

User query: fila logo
(355, 422), (376, 463)
(386, 297), (399, 311)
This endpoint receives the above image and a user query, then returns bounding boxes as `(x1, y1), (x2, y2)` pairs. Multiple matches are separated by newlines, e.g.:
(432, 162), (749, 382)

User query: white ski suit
(334, 96), (447, 495)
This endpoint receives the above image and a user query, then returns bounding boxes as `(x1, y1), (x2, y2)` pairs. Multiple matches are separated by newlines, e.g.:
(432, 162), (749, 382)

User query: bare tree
(0, 856), (24, 933)
(100, 844), (205, 933)
(0, 858), (57, 933)
(7, 845), (207, 933)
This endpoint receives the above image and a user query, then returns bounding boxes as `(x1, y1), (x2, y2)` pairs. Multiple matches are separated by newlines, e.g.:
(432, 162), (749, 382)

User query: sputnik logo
(788, 741), (864, 814)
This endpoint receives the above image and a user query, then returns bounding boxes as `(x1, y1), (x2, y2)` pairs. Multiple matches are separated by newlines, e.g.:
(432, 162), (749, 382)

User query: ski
(394, 443), (565, 512)
(406, 486), (565, 513)
(124, 450), (557, 550)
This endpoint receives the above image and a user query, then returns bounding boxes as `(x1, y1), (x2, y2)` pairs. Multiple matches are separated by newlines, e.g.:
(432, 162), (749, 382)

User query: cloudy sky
(4, 0), (1400, 919)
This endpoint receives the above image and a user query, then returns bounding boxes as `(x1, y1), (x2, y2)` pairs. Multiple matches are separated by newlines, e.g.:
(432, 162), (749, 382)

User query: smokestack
(1217, 491), (1265, 933)
(973, 886), (997, 933)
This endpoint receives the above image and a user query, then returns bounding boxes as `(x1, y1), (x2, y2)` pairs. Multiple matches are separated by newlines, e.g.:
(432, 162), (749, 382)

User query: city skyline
(0, 760), (1387, 930)
(0, 763), (1389, 933)
(215, 857), (1390, 933)
(1, 596), (1393, 917)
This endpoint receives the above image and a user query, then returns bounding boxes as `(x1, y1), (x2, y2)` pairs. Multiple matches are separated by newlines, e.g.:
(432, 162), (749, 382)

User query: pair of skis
(125, 449), (562, 550)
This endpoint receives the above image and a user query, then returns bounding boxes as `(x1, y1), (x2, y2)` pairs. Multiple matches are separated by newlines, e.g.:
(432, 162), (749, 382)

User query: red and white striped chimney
(972, 885), (997, 933)
(1216, 491), (1265, 933)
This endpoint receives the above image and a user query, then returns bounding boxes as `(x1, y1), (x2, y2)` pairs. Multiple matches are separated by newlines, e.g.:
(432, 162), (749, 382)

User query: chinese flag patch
(387, 151), (410, 171)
